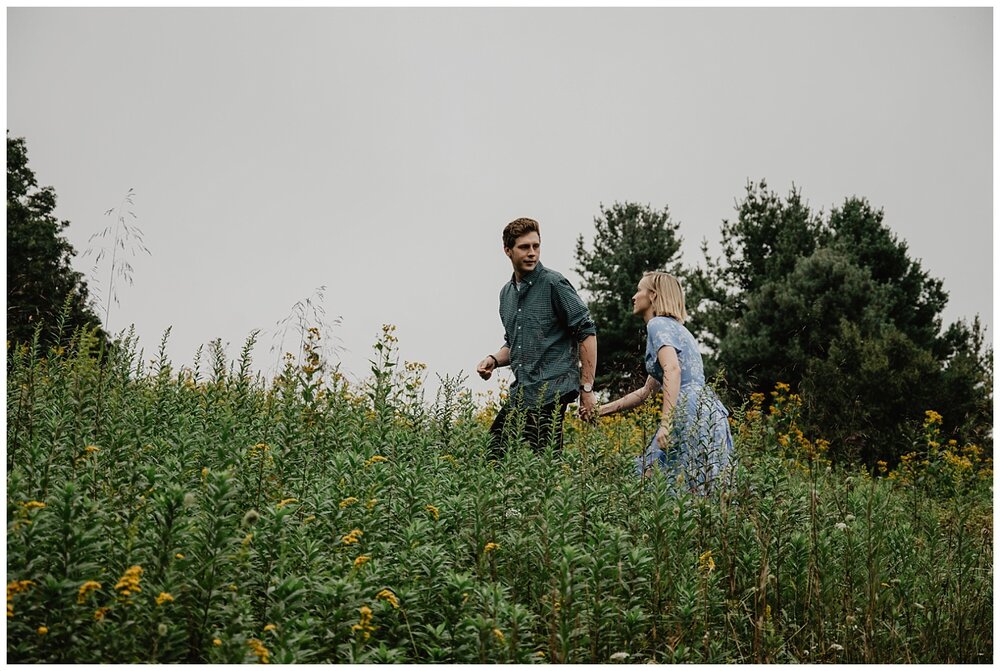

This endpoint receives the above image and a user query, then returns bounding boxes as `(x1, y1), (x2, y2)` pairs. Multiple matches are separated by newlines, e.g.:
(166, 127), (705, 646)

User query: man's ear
(504, 247), (512, 259)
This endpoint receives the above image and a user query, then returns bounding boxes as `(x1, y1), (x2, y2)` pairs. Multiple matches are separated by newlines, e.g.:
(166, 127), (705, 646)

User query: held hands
(655, 423), (671, 450)
(578, 391), (597, 423)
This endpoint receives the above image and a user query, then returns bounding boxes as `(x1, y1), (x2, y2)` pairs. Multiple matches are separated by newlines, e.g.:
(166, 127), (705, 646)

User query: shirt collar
(511, 261), (545, 287)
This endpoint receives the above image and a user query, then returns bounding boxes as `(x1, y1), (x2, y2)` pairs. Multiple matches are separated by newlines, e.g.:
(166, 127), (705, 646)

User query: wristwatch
(580, 383), (593, 393)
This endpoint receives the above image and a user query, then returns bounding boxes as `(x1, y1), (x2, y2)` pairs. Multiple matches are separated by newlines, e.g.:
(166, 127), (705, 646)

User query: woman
(598, 272), (733, 493)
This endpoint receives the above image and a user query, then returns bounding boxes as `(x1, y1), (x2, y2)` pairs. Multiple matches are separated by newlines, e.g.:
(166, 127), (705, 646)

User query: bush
(6, 326), (992, 663)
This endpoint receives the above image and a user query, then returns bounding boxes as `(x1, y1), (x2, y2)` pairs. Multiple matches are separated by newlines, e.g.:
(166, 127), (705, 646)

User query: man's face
(505, 231), (540, 277)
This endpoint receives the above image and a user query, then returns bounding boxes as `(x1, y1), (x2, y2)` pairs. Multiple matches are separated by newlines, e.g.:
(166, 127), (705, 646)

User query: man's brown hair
(503, 217), (540, 250)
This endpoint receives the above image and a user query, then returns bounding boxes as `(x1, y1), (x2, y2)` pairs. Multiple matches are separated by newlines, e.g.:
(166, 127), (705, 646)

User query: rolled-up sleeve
(551, 277), (597, 342)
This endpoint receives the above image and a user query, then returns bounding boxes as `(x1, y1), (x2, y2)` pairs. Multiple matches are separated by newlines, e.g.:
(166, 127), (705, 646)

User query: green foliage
(574, 202), (683, 395)
(690, 180), (991, 463)
(6, 328), (992, 663)
(7, 133), (107, 351)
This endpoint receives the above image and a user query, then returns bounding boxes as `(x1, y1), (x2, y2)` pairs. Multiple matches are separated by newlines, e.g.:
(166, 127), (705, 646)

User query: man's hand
(476, 356), (497, 380)
(578, 390), (597, 422)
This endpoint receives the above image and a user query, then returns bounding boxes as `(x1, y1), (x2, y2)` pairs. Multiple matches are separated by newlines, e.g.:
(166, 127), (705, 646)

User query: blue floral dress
(636, 316), (734, 493)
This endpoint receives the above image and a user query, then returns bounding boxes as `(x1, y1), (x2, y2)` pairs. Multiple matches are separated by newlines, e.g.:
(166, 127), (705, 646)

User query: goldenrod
(77, 580), (102, 604)
(698, 549), (715, 574)
(115, 565), (143, 597)
(352, 605), (376, 641)
(247, 638), (270, 663)
(8, 579), (35, 618)
(376, 589), (399, 609)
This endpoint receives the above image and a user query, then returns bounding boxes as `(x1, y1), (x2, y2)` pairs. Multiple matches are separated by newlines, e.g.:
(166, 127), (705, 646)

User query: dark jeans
(488, 390), (578, 459)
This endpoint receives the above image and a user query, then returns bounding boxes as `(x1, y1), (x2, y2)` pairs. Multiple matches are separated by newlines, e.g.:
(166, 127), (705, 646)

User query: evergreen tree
(692, 180), (991, 463)
(7, 133), (106, 350)
(574, 202), (683, 395)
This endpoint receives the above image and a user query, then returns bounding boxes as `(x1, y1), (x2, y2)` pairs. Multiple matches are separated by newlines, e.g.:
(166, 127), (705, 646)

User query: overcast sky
(6, 7), (993, 400)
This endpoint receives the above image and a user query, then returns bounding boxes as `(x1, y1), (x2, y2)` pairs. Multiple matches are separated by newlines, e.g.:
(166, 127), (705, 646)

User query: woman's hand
(655, 425), (671, 451)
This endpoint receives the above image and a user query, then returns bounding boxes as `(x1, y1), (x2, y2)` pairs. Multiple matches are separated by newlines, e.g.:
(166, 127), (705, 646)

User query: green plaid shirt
(498, 262), (597, 406)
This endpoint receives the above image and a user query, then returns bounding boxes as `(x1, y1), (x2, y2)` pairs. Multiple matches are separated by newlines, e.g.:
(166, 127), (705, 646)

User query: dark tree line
(7, 133), (108, 353)
(576, 182), (992, 465)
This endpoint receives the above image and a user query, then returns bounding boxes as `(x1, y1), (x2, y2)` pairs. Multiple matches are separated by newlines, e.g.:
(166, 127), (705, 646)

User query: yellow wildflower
(493, 628), (505, 643)
(339, 497), (359, 509)
(698, 549), (715, 574)
(352, 605), (376, 641)
(342, 529), (364, 545)
(425, 504), (440, 521)
(354, 555), (371, 569)
(8, 580), (35, 618)
(213, 638), (222, 646)
(376, 589), (400, 609)
(366, 498), (378, 510)
(37, 626), (48, 635)
(175, 553), (185, 560)
(774, 382), (790, 393)
(114, 565), (143, 597)
(484, 542), (500, 554)
(77, 580), (102, 604)
(276, 498), (298, 509)
(201, 467), (209, 478)
(263, 623), (277, 633)
(84, 445), (100, 454)
(21, 501), (46, 511)
(365, 455), (388, 467)
(247, 637), (270, 664)
(94, 607), (111, 621)
(155, 592), (174, 606)
(924, 410), (943, 426)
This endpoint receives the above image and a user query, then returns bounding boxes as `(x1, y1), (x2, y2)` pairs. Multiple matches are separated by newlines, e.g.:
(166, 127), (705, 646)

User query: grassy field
(6, 325), (993, 663)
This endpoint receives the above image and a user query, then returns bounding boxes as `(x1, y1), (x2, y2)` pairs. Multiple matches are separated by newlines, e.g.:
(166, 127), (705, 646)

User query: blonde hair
(640, 272), (688, 323)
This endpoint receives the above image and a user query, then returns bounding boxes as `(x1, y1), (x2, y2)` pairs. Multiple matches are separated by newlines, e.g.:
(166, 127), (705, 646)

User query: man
(477, 217), (598, 458)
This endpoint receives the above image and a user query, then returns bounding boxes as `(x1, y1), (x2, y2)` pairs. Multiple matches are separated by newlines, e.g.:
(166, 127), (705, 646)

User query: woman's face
(632, 281), (654, 316)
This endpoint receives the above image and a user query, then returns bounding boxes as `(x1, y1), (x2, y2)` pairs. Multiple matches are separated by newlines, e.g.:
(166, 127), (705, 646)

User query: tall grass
(6, 325), (992, 663)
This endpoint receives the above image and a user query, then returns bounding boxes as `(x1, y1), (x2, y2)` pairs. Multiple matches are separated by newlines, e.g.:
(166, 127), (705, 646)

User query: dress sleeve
(647, 318), (683, 357)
